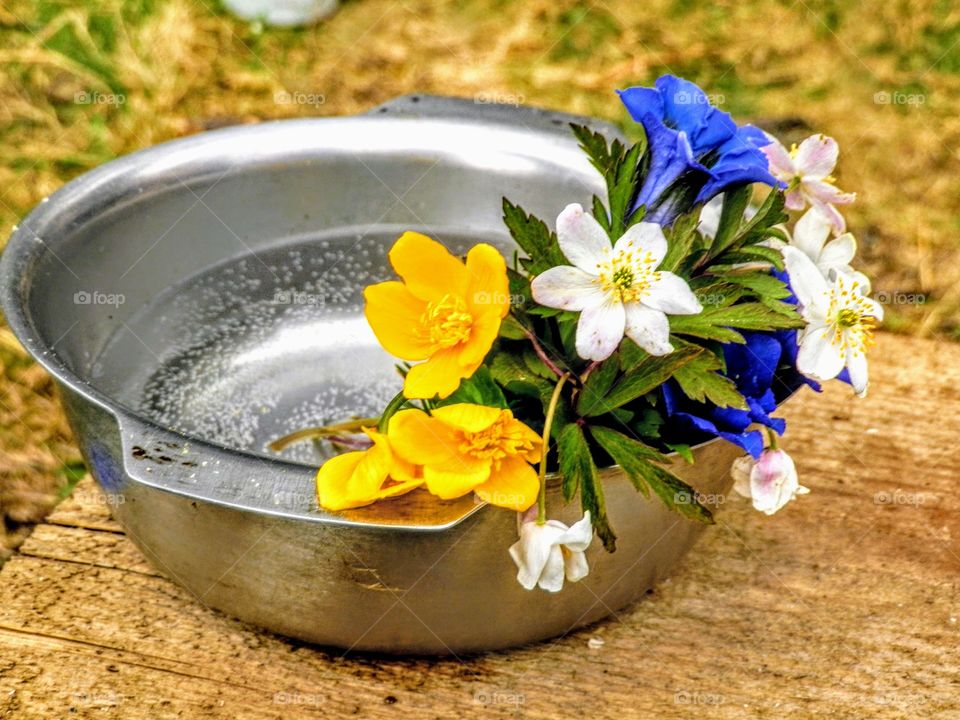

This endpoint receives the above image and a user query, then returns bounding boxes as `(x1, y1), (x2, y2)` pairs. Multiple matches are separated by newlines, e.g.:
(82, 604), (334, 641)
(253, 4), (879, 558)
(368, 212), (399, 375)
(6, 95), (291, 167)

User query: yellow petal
(505, 416), (544, 464)
(403, 347), (468, 399)
(474, 456), (539, 511)
(376, 477), (423, 500)
(387, 409), (461, 466)
(458, 310), (501, 367)
(389, 231), (468, 303)
(423, 457), (491, 499)
(363, 281), (432, 360)
(431, 403), (502, 433)
(315, 434), (393, 511)
(465, 243), (510, 318)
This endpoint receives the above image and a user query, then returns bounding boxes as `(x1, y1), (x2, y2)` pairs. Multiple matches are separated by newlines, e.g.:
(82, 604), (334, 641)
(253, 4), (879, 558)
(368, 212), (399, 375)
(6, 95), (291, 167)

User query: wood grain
(1, 332), (959, 719)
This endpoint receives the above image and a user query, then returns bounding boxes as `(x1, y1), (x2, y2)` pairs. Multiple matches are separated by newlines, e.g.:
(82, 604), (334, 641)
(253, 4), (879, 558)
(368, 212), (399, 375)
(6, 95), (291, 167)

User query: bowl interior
(14, 113), (605, 465)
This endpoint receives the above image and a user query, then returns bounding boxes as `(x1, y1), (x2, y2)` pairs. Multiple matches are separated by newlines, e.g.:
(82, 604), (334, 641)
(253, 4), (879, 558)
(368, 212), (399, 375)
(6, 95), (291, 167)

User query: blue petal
(672, 411), (765, 458)
(723, 332), (782, 397)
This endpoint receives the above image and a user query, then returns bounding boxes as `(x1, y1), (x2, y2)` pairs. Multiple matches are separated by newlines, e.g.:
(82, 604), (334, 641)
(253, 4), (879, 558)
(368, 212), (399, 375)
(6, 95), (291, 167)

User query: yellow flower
(364, 232), (510, 400)
(387, 404), (542, 511)
(316, 430), (422, 511)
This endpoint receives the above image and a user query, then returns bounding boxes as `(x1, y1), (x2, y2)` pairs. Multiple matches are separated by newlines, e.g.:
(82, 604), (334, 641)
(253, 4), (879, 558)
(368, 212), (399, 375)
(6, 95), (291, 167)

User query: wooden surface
(1, 332), (959, 719)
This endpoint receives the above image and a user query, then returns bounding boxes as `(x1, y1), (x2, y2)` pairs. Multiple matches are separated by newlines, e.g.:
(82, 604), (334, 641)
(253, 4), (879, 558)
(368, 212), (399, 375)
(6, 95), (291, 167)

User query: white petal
(509, 522), (565, 591)
(750, 449), (799, 515)
(556, 203), (612, 273)
(575, 297), (626, 361)
(796, 325), (845, 381)
(537, 546), (567, 592)
(623, 303), (672, 356)
(782, 246), (830, 317)
(644, 272), (702, 315)
(613, 221), (668, 266)
(555, 511), (593, 552)
(791, 208), (832, 259)
(794, 134), (838, 179)
(845, 343), (869, 397)
(817, 233), (857, 273)
(760, 136), (796, 178)
(563, 550), (590, 583)
(531, 266), (605, 311)
(731, 455), (755, 499)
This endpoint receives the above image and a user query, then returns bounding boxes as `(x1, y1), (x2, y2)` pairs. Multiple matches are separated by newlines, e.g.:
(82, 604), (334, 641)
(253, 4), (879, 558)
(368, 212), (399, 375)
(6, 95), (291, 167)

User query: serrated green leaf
(660, 210), (701, 273)
(558, 422), (616, 551)
(671, 351), (747, 409)
(584, 345), (701, 415)
(442, 366), (508, 409)
(589, 426), (713, 524)
(711, 185), (752, 256)
(575, 357), (619, 416)
(502, 199), (567, 275)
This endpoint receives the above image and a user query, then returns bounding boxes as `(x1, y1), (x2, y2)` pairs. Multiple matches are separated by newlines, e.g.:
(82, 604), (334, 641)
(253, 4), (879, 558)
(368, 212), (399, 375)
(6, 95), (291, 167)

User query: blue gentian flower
(618, 75), (781, 225)
(662, 332), (792, 458)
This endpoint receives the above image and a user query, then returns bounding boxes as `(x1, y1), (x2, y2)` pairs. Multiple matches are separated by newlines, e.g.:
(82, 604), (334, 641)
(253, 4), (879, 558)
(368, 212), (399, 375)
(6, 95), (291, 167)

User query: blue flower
(618, 75), (781, 225)
(662, 332), (792, 458)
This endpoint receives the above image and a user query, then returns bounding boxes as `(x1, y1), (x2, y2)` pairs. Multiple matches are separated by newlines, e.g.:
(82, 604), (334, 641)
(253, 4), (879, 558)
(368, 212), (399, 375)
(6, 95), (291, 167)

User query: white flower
(787, 208), (869, 289)
(509, 510), (593, 592)
(530, 203), (702, 361)
(782, 246), (883, 396)
(761, 133), (855, 234)
(732, 449), (809, 515)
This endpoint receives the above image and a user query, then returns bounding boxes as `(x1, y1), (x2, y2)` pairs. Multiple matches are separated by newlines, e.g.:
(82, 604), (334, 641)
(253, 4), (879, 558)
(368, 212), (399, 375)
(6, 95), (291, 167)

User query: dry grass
(0, 0), (957, 554)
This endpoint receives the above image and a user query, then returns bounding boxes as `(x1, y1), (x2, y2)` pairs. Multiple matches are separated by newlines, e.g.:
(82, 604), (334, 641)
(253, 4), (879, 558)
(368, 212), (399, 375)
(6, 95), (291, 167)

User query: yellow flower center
(458, 414), (536, 467)
(827, 282), (877, 356)
(419, 294), (473, 349)
(597, 249), (657, 303)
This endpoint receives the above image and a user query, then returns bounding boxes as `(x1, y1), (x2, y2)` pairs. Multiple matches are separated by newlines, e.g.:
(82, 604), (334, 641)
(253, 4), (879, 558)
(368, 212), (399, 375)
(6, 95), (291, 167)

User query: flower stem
(377, 390), (410, 433)
(516, 318), (565, 379)
(537, 372), (570, 525)
(268, 418), (378, 452)
(765, 427), (779, 450)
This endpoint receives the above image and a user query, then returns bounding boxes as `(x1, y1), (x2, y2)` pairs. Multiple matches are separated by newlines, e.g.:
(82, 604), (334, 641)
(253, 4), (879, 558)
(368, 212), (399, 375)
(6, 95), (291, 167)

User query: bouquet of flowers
(308, 75), (881, 593)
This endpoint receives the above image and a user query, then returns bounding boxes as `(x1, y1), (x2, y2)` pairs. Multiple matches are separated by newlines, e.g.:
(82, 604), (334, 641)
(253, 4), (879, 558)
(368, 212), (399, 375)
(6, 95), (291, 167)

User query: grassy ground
(0, 0), (958, 556)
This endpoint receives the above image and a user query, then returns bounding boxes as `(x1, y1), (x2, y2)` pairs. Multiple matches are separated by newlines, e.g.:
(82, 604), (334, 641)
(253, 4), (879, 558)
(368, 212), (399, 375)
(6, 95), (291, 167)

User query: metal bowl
(0, 95), (740, 654)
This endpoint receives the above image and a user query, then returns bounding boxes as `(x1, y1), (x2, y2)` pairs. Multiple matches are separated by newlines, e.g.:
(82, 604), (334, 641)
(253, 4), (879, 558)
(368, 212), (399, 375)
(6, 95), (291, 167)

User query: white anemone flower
(782, 246), (883, 396)
(509, 510), (593, 592)
(732, 449), (809, 515)
(788, 208), (869, 289)
(761, 133), (855, 235)
(530, 203), (702, 361)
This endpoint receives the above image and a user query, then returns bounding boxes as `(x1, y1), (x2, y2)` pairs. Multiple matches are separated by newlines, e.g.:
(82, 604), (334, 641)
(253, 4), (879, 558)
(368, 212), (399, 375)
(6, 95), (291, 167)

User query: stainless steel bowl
(0, 95), (740, 654)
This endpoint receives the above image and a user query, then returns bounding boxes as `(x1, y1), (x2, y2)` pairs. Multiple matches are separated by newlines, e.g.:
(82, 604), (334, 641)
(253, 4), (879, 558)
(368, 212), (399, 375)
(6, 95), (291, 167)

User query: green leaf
(498, 315), (528, 340)
(589, 426), (713, 524)
(720, 270), (792, 300)
(669, 302), (803, 343)
(502, 199), (567, 275)
(711, 185), (752, 256)
(666, 443), (695, 464)
(584, 345), (702, 415)
(660, 210), (701, 273)
(569, 124), (644, 239)
(558, 422), (616, 551)
(575, 357), (619, 416)
(443, 365), (508, 409)
(671, 349), (747, 409)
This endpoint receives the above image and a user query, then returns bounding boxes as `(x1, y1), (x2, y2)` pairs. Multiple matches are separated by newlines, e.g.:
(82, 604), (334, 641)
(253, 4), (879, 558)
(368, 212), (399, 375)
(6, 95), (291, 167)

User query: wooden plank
(1, 333), (959, 719)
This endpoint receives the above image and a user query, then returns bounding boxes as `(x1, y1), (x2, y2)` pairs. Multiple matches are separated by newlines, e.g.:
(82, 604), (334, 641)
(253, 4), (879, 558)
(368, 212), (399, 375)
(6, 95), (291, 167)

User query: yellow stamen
(419, 294), (473, 349)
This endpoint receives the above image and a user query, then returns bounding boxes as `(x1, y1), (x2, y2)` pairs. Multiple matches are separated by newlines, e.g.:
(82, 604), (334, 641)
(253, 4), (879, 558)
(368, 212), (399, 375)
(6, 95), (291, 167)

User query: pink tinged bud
(749, 449), (808, 515)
